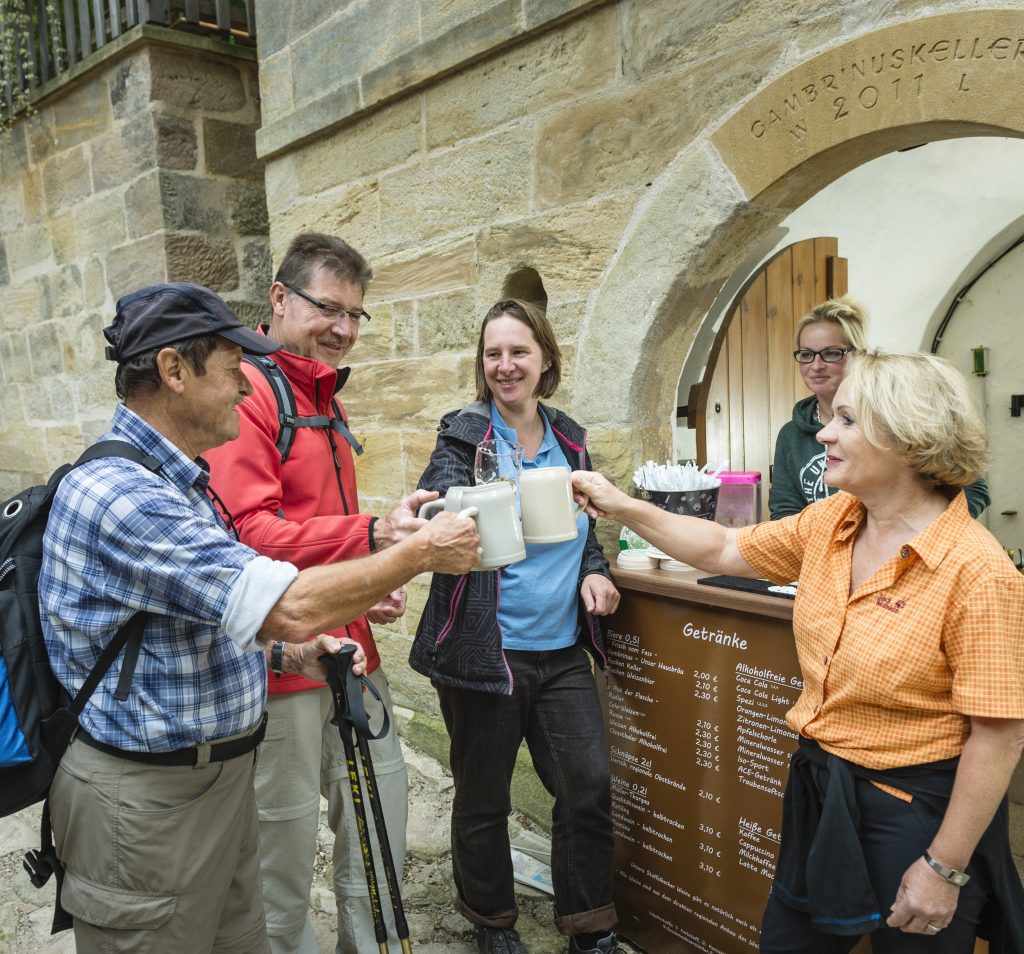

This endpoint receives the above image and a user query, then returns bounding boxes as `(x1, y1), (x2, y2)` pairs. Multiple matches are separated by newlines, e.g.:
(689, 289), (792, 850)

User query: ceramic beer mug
(418, 483), (526, 571)
(518, 467), (587, 544)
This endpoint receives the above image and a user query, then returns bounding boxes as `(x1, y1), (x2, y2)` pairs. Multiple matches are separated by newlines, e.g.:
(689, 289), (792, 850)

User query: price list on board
(604, 588), (802, 953)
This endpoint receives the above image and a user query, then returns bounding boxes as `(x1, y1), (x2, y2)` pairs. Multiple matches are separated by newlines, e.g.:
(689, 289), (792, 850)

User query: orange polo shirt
(737, 491), (1024, 771)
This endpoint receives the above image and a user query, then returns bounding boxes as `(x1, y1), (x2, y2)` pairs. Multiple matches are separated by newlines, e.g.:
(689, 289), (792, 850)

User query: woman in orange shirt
(573, 351), (1024, 953)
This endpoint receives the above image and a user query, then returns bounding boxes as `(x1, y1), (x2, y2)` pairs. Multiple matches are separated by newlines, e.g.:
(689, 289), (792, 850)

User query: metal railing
(2, 0), (256, 119)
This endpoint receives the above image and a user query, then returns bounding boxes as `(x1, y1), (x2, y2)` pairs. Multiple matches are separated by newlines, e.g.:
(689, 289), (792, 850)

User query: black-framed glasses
(283, 282), (371, 325)
(793, 346), (854, 364)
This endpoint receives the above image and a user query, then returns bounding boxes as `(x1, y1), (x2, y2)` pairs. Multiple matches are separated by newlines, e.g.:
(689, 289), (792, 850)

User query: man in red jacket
(205, 234), (417, 954)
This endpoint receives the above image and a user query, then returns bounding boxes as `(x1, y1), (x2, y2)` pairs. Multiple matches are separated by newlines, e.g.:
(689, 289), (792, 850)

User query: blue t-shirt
(490, 403), (587, 651)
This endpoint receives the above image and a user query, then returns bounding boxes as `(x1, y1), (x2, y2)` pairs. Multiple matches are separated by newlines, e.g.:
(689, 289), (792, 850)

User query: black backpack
(0, 440), (160, 932)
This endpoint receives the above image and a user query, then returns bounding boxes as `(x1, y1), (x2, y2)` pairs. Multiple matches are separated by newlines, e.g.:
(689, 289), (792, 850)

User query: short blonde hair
(847, 350), (989, 487)
(795, 295), (869, 351)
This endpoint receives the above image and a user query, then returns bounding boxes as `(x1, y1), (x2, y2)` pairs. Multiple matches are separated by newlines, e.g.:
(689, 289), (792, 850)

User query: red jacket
(204, 334), (379, 694)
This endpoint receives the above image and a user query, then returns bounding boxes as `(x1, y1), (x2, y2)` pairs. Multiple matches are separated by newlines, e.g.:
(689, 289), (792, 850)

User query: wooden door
(692, 237), (848, 517)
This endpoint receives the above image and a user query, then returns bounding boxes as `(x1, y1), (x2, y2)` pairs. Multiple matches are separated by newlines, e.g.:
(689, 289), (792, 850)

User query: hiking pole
(321, 647), (413, 954)
(323, 647), (388, 954)
(356, 730), (413, 954)
(342, 719), (390, 954)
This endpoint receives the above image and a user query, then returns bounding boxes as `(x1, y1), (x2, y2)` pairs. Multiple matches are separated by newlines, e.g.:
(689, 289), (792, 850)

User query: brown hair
(474, 299), (561, 403)
(115, 333), (220, 399)
(274, 232), (373, 291)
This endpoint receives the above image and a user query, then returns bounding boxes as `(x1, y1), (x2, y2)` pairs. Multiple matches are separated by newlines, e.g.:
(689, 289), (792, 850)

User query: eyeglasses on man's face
(283, 283), (371, 325)
(793, 346), (854, 364)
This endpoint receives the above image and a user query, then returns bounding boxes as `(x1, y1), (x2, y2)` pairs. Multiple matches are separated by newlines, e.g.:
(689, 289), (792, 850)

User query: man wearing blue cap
(39, 283), (480, 954)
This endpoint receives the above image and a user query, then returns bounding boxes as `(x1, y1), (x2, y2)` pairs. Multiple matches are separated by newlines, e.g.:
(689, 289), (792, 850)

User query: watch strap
(270, 641), (286, 676)
(923, 849), (970, 886)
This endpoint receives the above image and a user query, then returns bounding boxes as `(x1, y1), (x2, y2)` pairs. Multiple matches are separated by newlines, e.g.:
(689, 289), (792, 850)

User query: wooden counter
(610, 567), (794, 621)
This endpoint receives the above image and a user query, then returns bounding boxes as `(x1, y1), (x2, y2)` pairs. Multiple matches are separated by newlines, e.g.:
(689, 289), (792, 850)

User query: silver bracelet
(923, 849), (970, 886)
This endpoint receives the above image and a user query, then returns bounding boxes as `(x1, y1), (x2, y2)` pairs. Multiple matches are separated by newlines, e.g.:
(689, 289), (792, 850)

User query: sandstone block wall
(0, 28), (270, 498)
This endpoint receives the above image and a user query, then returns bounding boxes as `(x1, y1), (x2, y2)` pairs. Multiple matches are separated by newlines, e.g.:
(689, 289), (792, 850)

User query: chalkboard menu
(604, 574), (802, 953)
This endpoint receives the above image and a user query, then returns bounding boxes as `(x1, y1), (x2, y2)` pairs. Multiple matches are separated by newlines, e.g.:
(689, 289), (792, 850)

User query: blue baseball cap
(104, 282), (280, 362)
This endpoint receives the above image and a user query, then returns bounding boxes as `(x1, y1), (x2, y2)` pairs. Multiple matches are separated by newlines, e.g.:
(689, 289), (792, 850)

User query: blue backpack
(0, 440), (158, 932)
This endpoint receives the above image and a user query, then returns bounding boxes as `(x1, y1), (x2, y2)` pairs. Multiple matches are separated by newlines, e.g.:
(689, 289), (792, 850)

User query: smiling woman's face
(816, 378), (901, 495)
(481, 314), (550, 418)
(797, 322), (852, 405)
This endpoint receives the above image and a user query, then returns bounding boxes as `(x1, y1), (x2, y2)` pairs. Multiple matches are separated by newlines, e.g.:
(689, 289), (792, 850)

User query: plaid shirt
(40, 405), (297, 752)
(738, 491), (1024, 770)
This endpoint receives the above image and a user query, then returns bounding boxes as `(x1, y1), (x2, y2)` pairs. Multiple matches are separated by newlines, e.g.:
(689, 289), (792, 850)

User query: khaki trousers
(49, 734), (268, 954)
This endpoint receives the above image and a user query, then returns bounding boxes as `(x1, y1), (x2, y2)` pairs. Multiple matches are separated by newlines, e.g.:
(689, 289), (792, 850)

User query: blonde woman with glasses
(769, 297), (989, 520)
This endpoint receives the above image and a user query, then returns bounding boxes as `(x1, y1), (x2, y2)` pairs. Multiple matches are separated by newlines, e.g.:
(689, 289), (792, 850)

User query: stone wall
(254, 0), (1024, 849)
(0, 26), (269, 499)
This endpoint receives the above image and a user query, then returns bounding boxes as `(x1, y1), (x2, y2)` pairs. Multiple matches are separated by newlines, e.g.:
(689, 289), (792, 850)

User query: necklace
(813, 402), (822, 424)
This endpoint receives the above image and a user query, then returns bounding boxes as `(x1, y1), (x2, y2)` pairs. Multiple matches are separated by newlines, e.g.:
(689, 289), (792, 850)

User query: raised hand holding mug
(418, 483), (526, 570)
(518, 467), (588, 544)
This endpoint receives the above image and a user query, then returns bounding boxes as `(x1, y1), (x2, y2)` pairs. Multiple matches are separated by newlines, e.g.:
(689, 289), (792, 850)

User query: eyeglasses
(793, 347), (854, 364)
(283, 283), (371, 325)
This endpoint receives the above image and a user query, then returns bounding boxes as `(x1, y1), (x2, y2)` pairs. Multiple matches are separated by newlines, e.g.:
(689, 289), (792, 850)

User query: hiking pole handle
(319, 647), (391, 741)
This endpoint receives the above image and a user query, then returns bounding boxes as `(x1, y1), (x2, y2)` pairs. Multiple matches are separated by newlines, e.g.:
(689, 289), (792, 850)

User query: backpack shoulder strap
(68, 441), (164, 702)
(75, 439), (162, 473)
(329, 398), (364, 456)
(244, 355), (364, 461)
(244, 355), (301, 463)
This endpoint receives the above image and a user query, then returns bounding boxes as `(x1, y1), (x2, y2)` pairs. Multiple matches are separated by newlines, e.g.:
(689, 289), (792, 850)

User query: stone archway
(573, 7), (1024, 478)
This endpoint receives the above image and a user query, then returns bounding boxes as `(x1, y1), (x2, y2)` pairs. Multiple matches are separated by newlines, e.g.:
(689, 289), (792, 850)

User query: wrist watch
(923, 849), (970, 886)
(270, 641), (286, 676)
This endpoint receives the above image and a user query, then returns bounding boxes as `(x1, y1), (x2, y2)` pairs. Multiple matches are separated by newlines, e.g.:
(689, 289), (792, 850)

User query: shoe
(568, 932), (623, 953)
(475, 926), (528, 954)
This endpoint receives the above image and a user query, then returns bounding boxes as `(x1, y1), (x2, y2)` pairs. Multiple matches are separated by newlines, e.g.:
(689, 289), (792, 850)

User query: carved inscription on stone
(747, 36), (1023, 145)
(712, 10), (1024, 199)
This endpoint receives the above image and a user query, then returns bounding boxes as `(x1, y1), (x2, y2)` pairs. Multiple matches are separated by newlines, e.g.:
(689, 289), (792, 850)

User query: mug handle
(572, 493), (589, 516)
(418, 499), (445, 519)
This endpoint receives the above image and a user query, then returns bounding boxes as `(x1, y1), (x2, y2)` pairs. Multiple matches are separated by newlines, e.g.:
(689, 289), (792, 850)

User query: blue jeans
(436, 644), (617, 936)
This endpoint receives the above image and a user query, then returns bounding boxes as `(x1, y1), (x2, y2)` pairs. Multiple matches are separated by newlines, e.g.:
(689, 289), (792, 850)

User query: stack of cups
(646, 547), (692, 573)
(616, 548), (659, 570)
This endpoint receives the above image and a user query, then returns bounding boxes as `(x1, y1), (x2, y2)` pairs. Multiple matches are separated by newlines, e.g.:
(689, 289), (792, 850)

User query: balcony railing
(2, 0), (256, 121)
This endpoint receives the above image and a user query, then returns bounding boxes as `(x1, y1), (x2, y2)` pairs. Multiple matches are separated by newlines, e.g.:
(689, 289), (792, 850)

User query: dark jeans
(760, 774), (989, 954)
(436, 644), (616, 936)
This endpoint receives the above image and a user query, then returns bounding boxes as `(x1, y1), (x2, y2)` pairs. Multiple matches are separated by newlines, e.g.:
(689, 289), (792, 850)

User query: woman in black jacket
(412, 299), (622, 954)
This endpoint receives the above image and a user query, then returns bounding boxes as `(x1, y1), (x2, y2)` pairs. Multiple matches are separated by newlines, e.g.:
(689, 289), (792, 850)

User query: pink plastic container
(714, 471), (761, 527)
